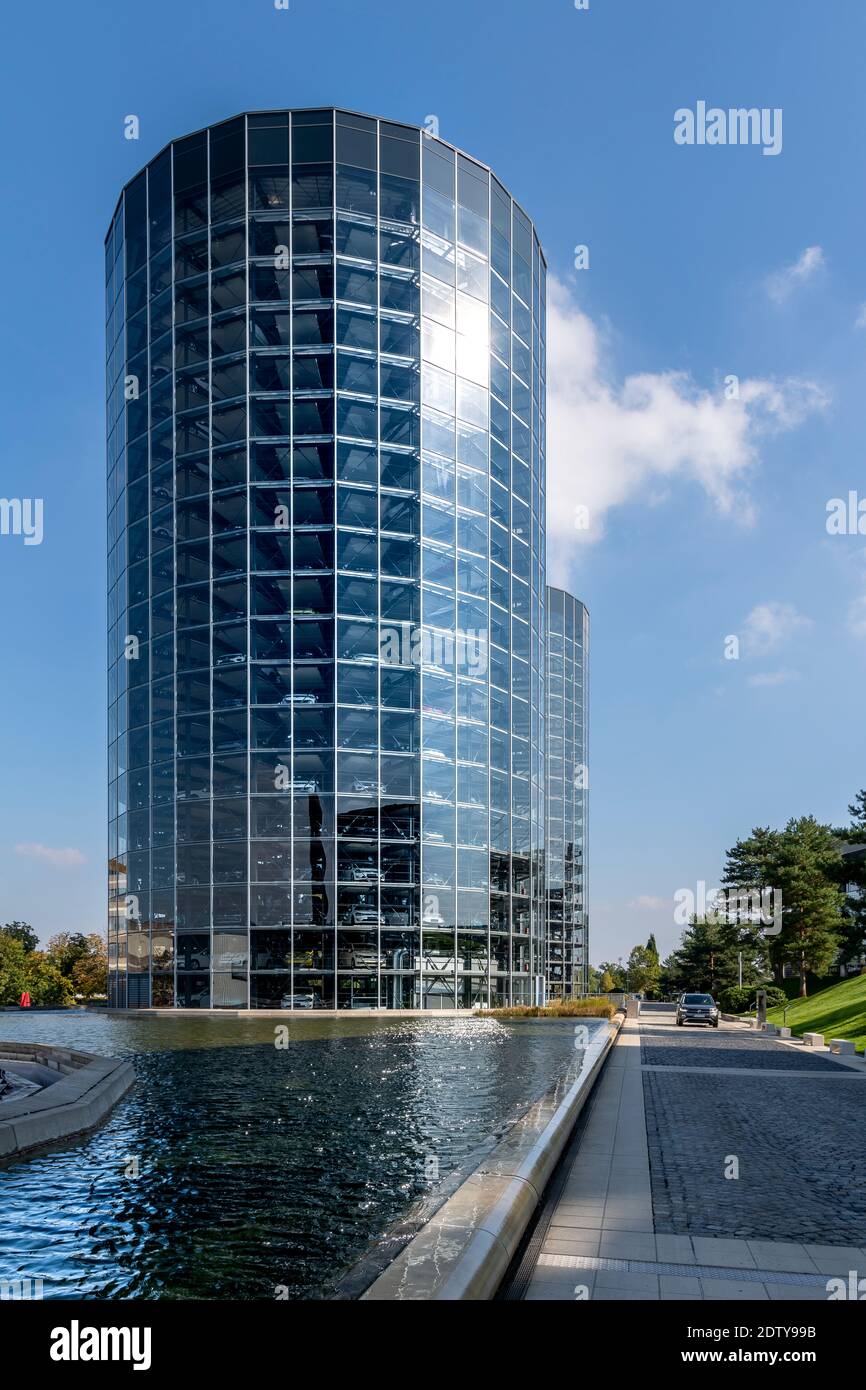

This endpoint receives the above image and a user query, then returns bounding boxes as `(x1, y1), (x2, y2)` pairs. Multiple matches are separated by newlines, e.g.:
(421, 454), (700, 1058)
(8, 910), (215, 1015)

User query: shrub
(717, 984), (786, 1014)
(762, 985), (787, 1009)
(475, 997), (616, 1021)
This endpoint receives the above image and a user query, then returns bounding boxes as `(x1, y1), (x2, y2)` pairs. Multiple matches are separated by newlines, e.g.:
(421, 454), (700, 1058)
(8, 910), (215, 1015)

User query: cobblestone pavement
(641, 1027), (845, 1072)
(642, 1020), (866, 1244)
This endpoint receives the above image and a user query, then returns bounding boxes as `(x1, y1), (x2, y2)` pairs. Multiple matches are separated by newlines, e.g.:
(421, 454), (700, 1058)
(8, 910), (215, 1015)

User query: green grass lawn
(766, 972), (866, 1053)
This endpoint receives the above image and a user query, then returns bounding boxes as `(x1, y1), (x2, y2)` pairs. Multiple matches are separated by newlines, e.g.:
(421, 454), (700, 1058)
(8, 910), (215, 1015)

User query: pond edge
(0, 1042), (135, 1161)
(361, 1011), (625, 1300)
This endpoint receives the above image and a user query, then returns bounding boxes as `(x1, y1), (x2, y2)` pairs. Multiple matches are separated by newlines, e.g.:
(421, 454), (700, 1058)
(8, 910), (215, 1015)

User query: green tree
(599, 969), (616, 992)
(722, 827), (784, 901)
(46, 932), (91, 978)
(830, 790), (866, 968)
(721, 827), (784, 979)
(644, 933), (661, 996)
(0, 936), (72, 1006)
(848, 789), (866, 831)
(627, 943), (660, 996)
(597, 960), (626, 990)
(70, 937), (108, 1001)
(1, 921), (38, 953)
(773, 817), (846, 997)
(658, 954), (684, 997)
(0, 933), (30, 1004)
(722, 817), (845, 995)
(25, 954), (74, 1006)
(664, 916), (751, 995)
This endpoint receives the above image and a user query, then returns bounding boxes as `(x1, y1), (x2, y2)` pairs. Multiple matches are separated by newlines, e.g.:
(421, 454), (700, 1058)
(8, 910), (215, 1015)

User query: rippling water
(0, 1011), (598, 1300)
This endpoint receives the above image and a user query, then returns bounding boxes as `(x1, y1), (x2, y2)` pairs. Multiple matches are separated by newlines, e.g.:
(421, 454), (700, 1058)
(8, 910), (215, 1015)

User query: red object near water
(19, 991), (31, 1009)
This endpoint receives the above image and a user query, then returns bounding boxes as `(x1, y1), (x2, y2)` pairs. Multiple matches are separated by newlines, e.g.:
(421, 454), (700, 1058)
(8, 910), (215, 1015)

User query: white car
(345, 905), (380, 926)
(352, 777), (384, 795)
(280, 992), (318, 1010)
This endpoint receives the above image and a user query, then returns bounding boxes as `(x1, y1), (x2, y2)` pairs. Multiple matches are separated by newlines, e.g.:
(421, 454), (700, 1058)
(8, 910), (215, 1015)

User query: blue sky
(1, 0), (864, 965)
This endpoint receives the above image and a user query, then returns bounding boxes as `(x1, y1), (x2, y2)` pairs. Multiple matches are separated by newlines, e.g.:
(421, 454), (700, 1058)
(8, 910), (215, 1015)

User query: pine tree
(772, 817), (846, 996)
(832, 790), (866, 968)
(667, 917), (728, 993)
(723, 826), (788, 983)
(848, 790), (866, 830)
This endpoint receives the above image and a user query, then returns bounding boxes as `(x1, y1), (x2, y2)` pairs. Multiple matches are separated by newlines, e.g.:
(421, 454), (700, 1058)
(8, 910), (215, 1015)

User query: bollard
(830, 1038), (856, 1056)
(803, 1032), (824, 1048)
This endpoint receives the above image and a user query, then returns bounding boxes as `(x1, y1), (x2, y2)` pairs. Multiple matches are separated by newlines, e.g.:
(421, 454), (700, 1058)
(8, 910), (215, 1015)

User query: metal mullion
(168, 146), (177, 1013)
(450, 154), (457, 1012)
(544, 590), (549, 996)
(286, 117), (296, 1006)
(243, 113), (251, 1011)
(118, 196), (129, 1009)
(329, 110), (336, 1011)
(484, 171), (492, 1011)
(206, 127), (215, 1010)
(375, 118), (382, 1011)
(508, 196), (514, 1007)
(109, 241), (115, 1005)
(418, 145), (425, 1012)
(140, 166), (150, 1015)
(584, 607), (589, 992)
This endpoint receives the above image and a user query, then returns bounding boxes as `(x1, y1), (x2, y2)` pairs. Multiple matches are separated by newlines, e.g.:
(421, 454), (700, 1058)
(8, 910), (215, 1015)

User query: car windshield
(683, 994), (713, 1004)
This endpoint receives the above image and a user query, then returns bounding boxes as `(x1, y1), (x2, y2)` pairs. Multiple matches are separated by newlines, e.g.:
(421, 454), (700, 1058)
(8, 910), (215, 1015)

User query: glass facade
(106, 109), (548, 1010)
(544, 588), (589, 998)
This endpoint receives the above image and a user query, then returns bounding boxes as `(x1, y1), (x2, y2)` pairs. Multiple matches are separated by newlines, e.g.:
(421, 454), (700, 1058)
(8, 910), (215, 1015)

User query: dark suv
(676, 993), (720, 1027)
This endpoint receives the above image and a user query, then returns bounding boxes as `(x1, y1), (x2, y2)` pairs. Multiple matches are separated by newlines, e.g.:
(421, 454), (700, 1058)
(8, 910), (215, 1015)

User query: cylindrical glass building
(545, 587), (589, 998)
(106, 109), (547, 1010)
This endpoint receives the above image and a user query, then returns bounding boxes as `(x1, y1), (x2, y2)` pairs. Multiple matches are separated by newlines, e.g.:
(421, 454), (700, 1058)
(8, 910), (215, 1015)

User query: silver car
(676, 993), (720, 1027)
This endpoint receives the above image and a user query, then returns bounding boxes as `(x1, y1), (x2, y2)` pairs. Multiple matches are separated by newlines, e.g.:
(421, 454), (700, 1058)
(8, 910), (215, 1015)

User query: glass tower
(106, 109), (547, 1010)
(544, 588), (589, 999)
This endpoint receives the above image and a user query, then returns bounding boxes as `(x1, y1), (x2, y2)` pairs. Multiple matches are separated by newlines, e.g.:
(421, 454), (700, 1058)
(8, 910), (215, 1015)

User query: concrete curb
(362, 1011), (625, 1301)
(0, 1042), (135, 1160)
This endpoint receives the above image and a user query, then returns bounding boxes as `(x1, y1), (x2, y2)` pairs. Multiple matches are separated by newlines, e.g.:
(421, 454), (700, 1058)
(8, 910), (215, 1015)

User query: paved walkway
(520, 1011), (866, 1300)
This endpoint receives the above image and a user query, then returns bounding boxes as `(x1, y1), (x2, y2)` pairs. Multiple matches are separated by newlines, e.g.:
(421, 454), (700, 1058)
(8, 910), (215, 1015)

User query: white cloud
(855, 303), (866, 330)
(545, 278), (828, 569)
(765, 245), (825, 303)
(747, 669), (798, 688)
(741, 601), (813, 657)
(627, 895), (668, 911)
(15, 843), (86, 869)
